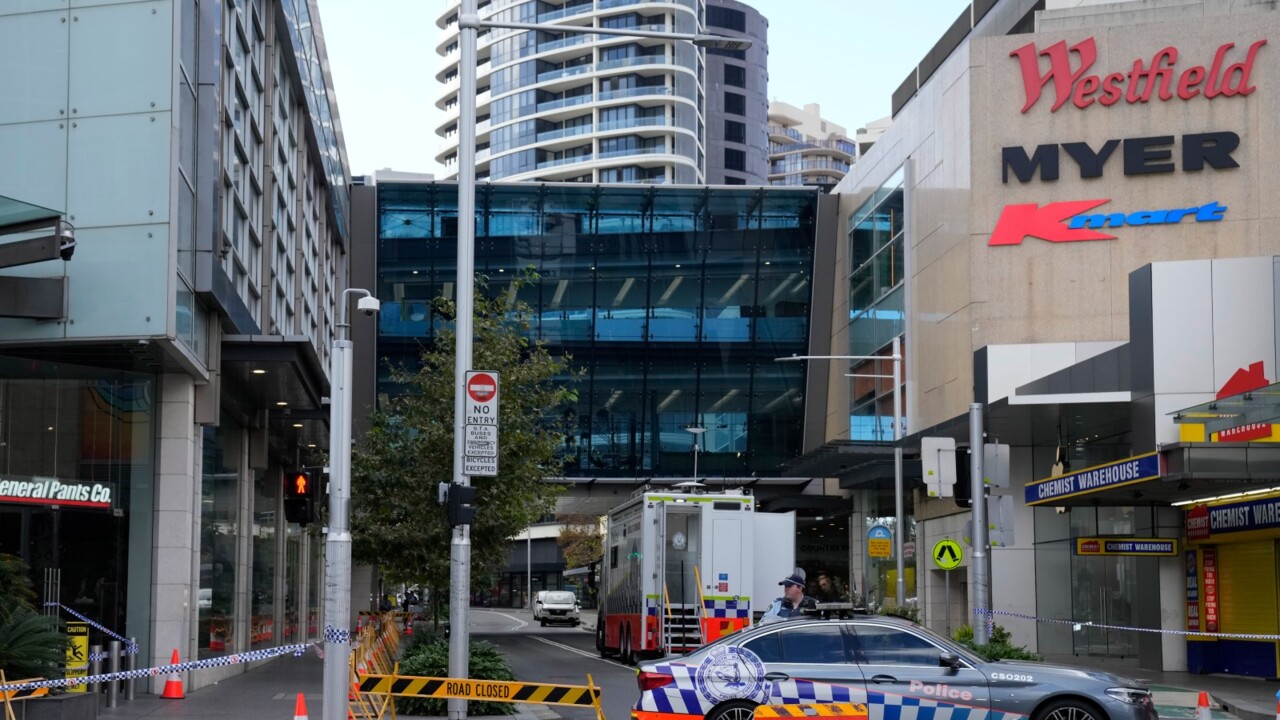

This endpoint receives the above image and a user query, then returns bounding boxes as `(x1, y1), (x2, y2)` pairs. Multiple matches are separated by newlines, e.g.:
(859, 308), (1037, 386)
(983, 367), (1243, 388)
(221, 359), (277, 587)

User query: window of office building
(724, 92), (746, 116)
(374, 184), (817, 478)
(724, 64), (746, 88)
(724, 148), (746, 172)
(724, 119), (746, 144)
(706, 5), (746, 31)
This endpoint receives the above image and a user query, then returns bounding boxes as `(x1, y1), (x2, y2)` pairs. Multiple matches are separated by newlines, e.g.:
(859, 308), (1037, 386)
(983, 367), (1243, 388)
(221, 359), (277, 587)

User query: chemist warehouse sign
(0, 476), (113, 510)
(1185, 493), (1280, 541)
(1025, 452), (1163, 506)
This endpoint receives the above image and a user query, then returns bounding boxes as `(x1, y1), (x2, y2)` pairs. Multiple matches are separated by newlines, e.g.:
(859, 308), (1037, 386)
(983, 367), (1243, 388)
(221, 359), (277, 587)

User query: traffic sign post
(932, 538), (964, 636)
(464, 372), (499, 477)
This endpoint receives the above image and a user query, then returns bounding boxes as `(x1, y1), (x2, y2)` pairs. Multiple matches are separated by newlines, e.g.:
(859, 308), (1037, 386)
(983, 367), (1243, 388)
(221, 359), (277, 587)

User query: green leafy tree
(555, 514), (603, 570)
(352, 272), (577, 592)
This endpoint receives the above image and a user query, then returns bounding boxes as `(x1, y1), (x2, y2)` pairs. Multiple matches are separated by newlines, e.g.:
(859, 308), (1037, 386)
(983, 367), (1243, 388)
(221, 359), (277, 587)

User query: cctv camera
(357, 296), (381, 317)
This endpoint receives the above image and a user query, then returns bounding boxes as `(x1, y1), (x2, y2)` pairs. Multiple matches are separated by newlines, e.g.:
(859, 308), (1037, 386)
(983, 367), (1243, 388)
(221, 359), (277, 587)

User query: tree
(555, 514), (603, 570)
(352, 272), (577, 593)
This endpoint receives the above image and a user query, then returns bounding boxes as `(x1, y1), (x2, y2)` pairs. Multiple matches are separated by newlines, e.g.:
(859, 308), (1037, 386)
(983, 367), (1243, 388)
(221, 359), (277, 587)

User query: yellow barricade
(0, 680), (48, 701)
(357, 673), (605, 720)
(755, 703), (869, 720)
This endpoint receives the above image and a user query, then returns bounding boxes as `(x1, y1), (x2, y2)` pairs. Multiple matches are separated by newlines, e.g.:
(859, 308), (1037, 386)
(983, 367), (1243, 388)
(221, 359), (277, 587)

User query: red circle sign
(467, 373), (497, 403)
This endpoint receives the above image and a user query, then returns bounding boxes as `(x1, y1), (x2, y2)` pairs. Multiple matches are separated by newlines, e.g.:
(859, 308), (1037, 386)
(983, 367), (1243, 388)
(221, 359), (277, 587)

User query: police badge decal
(694, 645), (769, 703)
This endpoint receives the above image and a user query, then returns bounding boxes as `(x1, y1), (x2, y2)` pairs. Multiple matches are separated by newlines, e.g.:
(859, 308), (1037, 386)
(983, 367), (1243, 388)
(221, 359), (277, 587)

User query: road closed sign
(464, 371), (499, 476)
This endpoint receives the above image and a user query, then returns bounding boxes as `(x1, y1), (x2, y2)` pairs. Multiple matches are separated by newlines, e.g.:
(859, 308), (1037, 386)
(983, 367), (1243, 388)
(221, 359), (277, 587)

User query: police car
(632, 614), (1156, 720)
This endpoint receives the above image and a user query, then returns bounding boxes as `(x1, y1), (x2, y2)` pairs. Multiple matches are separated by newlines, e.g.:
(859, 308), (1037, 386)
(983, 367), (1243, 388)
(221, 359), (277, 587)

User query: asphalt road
(470, 608), (636, 720)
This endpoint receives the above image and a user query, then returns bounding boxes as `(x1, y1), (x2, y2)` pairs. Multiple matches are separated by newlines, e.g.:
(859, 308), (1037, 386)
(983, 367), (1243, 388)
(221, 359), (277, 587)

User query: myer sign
(0, 476), (113, 509)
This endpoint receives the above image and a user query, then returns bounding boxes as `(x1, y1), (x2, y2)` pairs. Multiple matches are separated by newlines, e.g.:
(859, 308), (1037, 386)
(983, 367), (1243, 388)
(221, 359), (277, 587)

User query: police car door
(737, 623), (867, 705)
(847, 621), (990, 719)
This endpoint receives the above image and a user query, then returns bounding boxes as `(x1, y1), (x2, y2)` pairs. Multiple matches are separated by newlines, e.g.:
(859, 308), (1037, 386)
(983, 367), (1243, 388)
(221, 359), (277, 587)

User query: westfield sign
(1011, 37), (1267, 112)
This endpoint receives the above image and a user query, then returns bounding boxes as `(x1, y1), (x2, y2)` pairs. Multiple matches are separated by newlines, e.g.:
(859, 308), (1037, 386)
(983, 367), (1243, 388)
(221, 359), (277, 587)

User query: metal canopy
(1169, 380), (1280, 434)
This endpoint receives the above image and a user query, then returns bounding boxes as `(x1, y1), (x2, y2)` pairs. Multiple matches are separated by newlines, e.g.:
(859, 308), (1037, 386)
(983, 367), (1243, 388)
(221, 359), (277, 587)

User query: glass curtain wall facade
(375, 183), (817, 477)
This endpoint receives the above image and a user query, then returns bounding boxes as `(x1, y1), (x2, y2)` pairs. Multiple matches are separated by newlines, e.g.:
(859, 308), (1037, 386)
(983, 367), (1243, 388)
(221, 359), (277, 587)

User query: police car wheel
(707, 700), (758, 720)
(1035, 698), (1104, 720)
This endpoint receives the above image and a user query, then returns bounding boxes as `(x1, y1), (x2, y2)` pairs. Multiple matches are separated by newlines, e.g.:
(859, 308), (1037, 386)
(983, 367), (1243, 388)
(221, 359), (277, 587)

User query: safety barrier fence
(355, 673), (605, 720)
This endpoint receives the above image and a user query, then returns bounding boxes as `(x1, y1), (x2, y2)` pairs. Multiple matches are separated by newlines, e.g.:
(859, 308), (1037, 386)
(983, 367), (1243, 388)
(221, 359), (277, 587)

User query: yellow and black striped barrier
(755, 704), (869, 720)
(357, 673), (605, 720)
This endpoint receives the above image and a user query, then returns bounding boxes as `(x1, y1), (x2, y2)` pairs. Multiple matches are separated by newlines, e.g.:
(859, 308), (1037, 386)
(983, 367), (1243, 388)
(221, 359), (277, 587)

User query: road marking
(474, 608), (528, 631)
(531, 635), (631, 669)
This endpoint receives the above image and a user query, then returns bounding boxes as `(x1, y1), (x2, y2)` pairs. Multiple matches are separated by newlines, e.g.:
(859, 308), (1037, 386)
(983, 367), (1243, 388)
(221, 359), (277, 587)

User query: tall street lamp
(450, 5), (750, 718)
(685, 426), (707, 479)
(323, 288), (379, 720)
(775, 336), (905, 607)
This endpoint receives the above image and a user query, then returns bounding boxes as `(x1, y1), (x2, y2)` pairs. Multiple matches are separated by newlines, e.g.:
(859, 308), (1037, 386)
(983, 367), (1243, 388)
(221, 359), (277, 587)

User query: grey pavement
(95, 650), (543, 720)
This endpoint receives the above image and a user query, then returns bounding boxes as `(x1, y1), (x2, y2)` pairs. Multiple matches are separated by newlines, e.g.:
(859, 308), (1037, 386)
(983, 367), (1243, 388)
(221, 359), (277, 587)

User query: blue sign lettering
(1026, 452), (1161, 505)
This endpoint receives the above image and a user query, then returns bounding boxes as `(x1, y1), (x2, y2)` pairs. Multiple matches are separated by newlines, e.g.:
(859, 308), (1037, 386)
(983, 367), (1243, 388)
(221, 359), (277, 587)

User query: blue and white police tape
(975, 608), (1280, 641)
(324, 625), (352, 644)
(0, 641), (317, 694)
(45, 602), (139, 656)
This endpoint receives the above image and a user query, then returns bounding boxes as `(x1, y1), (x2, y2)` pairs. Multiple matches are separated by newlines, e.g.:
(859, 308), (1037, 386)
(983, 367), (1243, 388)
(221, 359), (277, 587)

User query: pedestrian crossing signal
(284, 470), (317, 525)
(446, 483), (478, 527)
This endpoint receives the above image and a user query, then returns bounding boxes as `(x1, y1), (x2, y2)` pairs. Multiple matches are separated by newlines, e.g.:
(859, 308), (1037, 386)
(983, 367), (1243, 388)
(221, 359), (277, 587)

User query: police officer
(759, 568), (817, 623)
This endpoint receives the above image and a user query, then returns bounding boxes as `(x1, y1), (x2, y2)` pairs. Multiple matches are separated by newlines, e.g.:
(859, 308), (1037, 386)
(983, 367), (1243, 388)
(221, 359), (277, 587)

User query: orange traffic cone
(293, 693), (309, 720)
(1196, 691), (1212, 720)
(161, 648), (185, 699)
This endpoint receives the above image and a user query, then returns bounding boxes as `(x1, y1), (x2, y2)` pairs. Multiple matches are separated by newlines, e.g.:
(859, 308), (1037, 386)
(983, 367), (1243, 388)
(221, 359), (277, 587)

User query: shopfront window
(284, 526), (301, 641)
(251, 473), (277, 648)
(199, 424), (241, 658)
(0, 363), (154, 661)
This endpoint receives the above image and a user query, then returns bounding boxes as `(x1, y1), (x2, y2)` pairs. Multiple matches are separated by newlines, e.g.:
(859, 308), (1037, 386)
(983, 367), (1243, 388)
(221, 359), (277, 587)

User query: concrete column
(150, 375), (198, 694)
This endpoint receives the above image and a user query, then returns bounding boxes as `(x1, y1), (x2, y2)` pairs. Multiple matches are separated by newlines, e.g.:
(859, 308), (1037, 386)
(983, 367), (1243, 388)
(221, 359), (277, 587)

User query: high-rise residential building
(703, 0), (769, 185)
(767, 102), (857, 188)
(433, 0), (769, 185)
(0, 0), (351, 690)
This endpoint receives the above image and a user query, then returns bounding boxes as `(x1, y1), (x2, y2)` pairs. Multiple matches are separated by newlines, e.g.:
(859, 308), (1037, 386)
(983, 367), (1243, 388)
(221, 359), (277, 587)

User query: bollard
(89, 644), (102, 698)
(107, 640), (120, 708)
(126, 637), (137, 700)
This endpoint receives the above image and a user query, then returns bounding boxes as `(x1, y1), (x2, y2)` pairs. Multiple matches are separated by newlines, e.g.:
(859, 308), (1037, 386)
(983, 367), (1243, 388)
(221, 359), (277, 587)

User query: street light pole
(776, 342), (906, 607)
(323, 288), (379, 720)
(450, 2), (479, 719)
(447, 12), (749, 719)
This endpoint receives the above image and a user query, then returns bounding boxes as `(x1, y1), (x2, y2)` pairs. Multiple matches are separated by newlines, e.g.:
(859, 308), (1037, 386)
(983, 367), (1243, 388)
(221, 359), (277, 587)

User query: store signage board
(1075, 537), (1178, 556)
(0, 476), (112, 509)
(1025, 452), (1161, 506)
(1183, 493), (1280, 539)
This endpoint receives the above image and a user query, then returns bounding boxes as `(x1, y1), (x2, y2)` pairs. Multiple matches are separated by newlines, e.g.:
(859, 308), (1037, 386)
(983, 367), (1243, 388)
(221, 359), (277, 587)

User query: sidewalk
(95, 650), (545, 720)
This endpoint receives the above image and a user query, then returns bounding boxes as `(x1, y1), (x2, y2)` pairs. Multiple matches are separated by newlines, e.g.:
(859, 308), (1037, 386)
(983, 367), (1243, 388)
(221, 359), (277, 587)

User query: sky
(315, 0), (973, 178)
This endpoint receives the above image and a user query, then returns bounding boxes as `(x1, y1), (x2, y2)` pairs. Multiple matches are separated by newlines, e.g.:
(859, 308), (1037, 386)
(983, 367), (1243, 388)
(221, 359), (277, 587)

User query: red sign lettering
(1010, 37), (1267, 113)
(989, 199), (1114, 246)
(1185, 505), (1211, 541)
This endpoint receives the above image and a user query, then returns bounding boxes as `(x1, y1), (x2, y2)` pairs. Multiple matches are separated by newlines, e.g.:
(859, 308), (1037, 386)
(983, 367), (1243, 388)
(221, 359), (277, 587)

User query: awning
(221, 335), (330, 451)
(1170, 379), (1280, 435)
(0, 195), (60, 229)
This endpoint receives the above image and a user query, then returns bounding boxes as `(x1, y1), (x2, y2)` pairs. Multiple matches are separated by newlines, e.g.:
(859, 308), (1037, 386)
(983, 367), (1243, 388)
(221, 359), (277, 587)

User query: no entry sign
(467, 373), (497, 403)
(464, 371), (499, 476)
